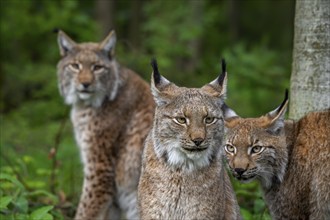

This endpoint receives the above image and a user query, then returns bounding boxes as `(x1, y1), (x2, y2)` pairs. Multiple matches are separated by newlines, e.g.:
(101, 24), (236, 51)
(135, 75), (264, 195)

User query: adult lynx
(138, 59), (241, 219)
(56, 30), (155, 219)
(222, 91), (330, 220)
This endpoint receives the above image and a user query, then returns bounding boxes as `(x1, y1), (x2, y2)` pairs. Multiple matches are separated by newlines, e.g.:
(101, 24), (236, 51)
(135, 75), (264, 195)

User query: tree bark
(289, 0), (330, 120)
(229, 0), (240, 43)
(95, 0), (116, 37)
(129, 0), (142, 49)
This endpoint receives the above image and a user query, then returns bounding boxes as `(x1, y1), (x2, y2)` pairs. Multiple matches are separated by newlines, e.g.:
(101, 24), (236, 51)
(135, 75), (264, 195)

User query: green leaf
(29, 206), (53, 220)
(26, 180), (45, 189)
(240, 208), (253, 220)
(0, 196), (12, 209)
(22, 155), (34, 164)
(0, 173), (25, 190)
(27, 190), (58, 203)
(40, 213), (53, 220)
(14, 196), (28, 213)
(0, 213), (15, 220)
(14, 213), (29, 220)
(254, 198), (267, 213)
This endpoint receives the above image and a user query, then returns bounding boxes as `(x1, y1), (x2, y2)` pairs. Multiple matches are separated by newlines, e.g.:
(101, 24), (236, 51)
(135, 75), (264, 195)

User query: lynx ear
(100, 30), (116, 58)
(57, 30), (77, 56)
(221, 103), (240, 127)
(266, 89), (289, 135)
(150, 58), (177, 106)
(202, 59), (227, 98)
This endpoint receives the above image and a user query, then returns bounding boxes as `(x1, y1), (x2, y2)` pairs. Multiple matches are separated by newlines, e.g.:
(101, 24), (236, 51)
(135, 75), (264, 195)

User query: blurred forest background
(1, 0), (295, 219)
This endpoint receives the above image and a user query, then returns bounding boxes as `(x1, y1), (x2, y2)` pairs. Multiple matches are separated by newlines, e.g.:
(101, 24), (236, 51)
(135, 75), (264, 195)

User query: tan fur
(138, 60), (241, 219)
(56, 30), (155, 219)
(222, 96), (330, 220)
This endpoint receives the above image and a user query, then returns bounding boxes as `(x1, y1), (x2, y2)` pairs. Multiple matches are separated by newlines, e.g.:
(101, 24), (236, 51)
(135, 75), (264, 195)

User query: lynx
(222, 91), (330, 220)
(138, 59), (241, 219)
(56, 30), (155, 219)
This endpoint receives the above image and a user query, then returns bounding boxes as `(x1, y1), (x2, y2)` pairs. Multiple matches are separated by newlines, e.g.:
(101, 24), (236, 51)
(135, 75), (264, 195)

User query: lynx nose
(192, 138), (204, 146)
(82, 82), (91, 89)
(234, 168), (246, 176)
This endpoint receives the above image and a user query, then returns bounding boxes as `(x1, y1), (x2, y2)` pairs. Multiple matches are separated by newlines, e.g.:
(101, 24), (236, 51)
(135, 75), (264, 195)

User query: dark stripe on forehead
(76, 50), (100, 62)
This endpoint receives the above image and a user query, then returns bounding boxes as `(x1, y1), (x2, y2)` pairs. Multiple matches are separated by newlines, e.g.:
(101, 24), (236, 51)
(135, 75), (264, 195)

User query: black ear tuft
(221, 58), (226, 74)
(53, 28), (60, 33)
(217, 58), (227, 85)
(278, 89), (289, 112)
(151, 58), (161, 85)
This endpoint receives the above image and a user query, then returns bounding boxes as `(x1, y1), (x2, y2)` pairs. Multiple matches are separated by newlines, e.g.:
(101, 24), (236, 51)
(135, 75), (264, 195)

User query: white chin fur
(78, 92), (92, 100)
(168, 147), (211, 172)
(154, 140), (212, 172)
(64, 91), (105, 107)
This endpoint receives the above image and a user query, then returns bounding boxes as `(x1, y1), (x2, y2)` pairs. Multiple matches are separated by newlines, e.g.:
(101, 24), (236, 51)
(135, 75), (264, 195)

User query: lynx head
(150, 58), (227, 172)
(222, 90), (289, 189)
(56, 30), (120, 107)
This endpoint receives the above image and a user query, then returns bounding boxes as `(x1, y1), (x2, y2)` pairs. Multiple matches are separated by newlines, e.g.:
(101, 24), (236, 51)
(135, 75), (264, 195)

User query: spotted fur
(56, 30), (155, 219)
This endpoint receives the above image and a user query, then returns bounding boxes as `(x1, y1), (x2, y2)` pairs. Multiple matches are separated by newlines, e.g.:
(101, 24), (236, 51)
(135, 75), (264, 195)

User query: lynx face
(150, 59), (227, 172)
(57, 30), (120, 107)
(222, 93), (289, 189)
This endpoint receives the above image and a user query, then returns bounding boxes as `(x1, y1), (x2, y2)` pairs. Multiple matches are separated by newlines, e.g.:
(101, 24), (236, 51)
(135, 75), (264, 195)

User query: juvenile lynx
(56, 30), (155, 219)
(138, 59), (241, 219)
(222, 91), (330, 219)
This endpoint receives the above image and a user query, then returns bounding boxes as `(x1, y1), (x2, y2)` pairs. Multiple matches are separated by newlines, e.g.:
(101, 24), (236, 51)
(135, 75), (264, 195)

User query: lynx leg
(116, 139), (141, 220)
(117, 188), (138, 219)
(104, 201), (121, 220)
(115, 111), (152, 219)
(75, 154), (116, 220)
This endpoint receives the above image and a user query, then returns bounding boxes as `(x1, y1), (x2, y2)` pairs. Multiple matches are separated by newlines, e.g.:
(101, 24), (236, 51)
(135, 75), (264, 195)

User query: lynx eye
(204, 117), (217, 125)
(251, 145), (264, 154)
(174, 117), (187, 124)
(69, 63), (80, 71)
(92, 65), (104, 72)
(225, 144), (236, 154)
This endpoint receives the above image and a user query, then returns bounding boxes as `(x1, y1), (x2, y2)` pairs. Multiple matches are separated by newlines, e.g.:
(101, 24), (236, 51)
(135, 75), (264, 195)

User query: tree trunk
(95, 0), (116, 37)
(129, 0), (142, 49)
(289, 0), (330, 120)
(229, 0), (240, 43)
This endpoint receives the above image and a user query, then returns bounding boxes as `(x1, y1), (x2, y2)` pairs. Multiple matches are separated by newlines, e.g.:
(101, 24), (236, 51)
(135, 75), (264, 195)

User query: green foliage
(223, 43), (290, 116)
(1, 118), (81, 219)
(232, 179), (272, 219)
(0, 149), (81, 219)
(0, 167), (56, 219)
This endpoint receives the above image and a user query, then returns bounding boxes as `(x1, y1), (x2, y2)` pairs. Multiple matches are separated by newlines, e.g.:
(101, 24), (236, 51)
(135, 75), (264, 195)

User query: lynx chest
(141, 161), (225, 219)
(70, 107), (98, 165)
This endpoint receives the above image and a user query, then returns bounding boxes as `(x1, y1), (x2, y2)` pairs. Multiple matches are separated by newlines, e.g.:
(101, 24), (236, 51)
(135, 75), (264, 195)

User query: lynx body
(56, 30), (155, 219)
(138, 60), (241, 219)
(222, 92), (330, 220)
